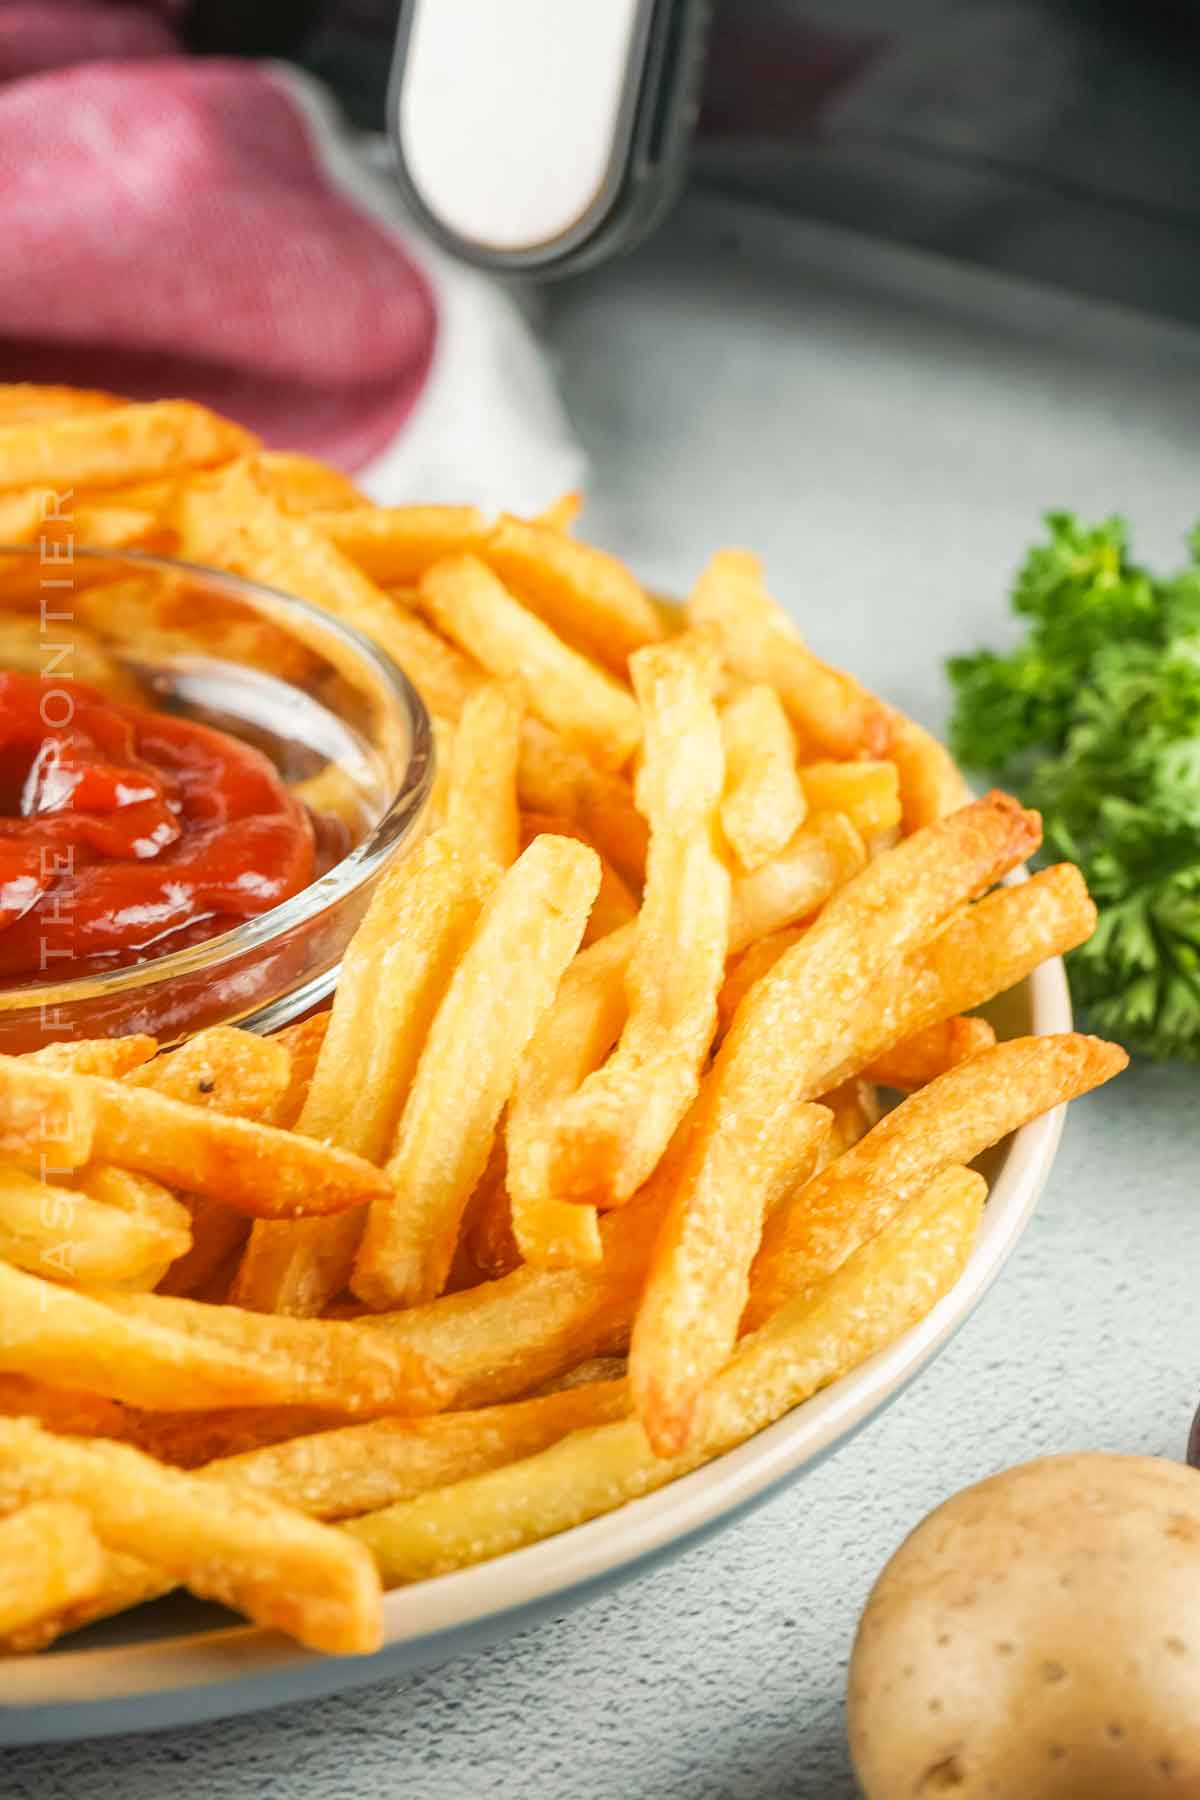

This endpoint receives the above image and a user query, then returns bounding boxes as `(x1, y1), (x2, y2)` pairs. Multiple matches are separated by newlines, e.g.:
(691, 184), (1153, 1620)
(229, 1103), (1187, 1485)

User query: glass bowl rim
(0, 543), (434, 1012)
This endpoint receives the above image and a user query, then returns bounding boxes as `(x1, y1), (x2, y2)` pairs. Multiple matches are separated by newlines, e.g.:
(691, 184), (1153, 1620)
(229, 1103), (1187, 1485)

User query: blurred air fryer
(186, 0), (1200, 324)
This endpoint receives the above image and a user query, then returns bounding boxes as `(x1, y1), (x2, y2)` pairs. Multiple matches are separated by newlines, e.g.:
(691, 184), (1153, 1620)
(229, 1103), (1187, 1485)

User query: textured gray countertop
(5, 197), (1199, 1798)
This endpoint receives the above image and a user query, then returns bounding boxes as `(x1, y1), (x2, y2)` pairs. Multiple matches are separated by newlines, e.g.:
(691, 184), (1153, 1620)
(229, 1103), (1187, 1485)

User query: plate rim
(0, 950), (1072, 1742)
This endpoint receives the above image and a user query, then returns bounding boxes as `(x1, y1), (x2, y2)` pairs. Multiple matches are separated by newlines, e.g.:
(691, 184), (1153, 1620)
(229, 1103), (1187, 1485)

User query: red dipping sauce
(0, 673), (323, 981)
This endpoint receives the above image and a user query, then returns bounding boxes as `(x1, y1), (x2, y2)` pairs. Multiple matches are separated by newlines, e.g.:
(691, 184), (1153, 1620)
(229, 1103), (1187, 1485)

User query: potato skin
(847, 1454), (1200, 1798)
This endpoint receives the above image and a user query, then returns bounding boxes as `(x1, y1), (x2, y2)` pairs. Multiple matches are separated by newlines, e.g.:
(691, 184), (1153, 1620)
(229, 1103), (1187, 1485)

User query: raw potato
(848, 1453), (1200, 1798)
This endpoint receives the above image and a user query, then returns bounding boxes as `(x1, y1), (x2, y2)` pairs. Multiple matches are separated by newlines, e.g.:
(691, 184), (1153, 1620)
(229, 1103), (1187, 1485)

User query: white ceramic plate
(0, 947), (1071, 1746)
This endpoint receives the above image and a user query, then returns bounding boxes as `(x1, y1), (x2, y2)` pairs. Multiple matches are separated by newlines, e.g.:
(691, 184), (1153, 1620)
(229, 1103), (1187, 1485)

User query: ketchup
(0, 673), (324, 981)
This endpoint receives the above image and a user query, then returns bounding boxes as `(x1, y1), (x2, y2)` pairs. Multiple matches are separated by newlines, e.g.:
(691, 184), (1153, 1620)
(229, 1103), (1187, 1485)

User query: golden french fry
(628, 794), (1041, 1455)
(445, 680), (523, 869)
(533, 492), (582, 534)
(0, 1373), (132, 1439)
(210, 1378), (627, 1520)
(0, 1502), (106, 1640)
(689, 550), (889, 758)
(0, 400), (254, 491)
(267, 1011), (331, 1128)
(747, 1034), (1128, 1329)
(255, 451), (367, 513)
(0, 1057), (95, 1171)
(353, 835), (601, 1309)
(0, 383), (121, 425)
(0, 1161), (190, 1288)
(155, 1198), (249, 1300)
(518, 718), (648, 886)
(716, 926), (806, 1037)
(727, 812), (866, 949)
(887, 707), (972, 832)
(719, 683), (806, 870)
(349, 1165), (983, 1582)
(863, 1016), (997, 1091)
(0, 1420), (382, 1655)
(0, 1261), (449, 1415)
(519, 812), (638, 945)
(479, 516), (665, 673)
(799, 761), (902, 841)
(817, 1079), (883, 1165)
(317, 504), (486, 582)
(456, 1131), (521, 1282)
(533, 637), (731, 1208)
(171, 460), (483, 721)
(127, 1025), (292, 1122)
(0, 611), (148, 703)
(26, 1035), (157, 1078)
(420, 555), (641, 771)
(232, 832), (497, 1316)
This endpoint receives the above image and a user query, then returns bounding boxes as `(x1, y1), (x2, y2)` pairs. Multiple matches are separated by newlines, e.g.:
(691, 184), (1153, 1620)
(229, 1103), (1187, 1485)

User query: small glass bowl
(0, 546), (433, 1053)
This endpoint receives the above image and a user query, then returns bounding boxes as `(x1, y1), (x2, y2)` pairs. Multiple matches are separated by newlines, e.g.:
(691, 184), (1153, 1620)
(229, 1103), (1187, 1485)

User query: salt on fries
(0, 387), (1125, 1658)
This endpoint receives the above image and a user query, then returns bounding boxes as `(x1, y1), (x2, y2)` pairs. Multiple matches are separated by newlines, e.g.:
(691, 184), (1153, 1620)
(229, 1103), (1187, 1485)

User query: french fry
(0, 1262), (449, 1415)
(799, 761), (902, 841)
(0, 1057), (94, 1171)
(127, 1025), (292, 1122)
(0, 1503), (106, 1640)
(817, 1079), (883, 1165)
(727, 812), (867, 949)
(232, 832), (497, 1316)
(209, 1378), (627, 1521)
(0, 1161), (188, 1287)
(349, 1165), (982, 1581)
(532, 637), (731, 1209)
(518, 717), (648, 886)
(716, 927), (806, 1037)
(479, 516), (665, 673)
(628, 793), (1041, 1455)
(689, 550), (889, 758)
(255, 451), (367, 513)
(455, 1131), (520, 1282)
(352, 835), (601, 1309)
(533, 492), (582, 534)
(266, 1010), (332, 1128)
(0, 612), (147, 702)
(863, 1016), (997, 1090)
(0, 382), (121, 425)
(0, 1420), (383, 1655)
(887, 707), (971, 832)
(0, 400), (254, 491)
(719, 683), (806, 870)
(0, 1374), (132, 1439)
(26, 1035), (157, 1077)
(317, 504), (486, 582)
(155, 1198), (249, 1300)
(445, 680), (523, 869)
(519, 812), (638, 944)
(747, 1034), (1127, 1328)
(171, 460), (484, 721)
(420, 555), (642, 771)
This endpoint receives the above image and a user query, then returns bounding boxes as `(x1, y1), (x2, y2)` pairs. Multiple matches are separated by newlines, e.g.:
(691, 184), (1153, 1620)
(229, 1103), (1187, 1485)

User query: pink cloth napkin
(0, 3), (437, 469)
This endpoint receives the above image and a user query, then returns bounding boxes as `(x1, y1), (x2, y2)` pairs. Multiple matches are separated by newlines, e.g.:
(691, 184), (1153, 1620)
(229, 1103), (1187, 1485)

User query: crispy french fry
(727, 813), (867, 949)
(456, 1131), (520, 1282)
(317, 504), (486, 582)
(863, 1016), (997, 1091)
(747, 1034), (1127, 1328)
(479, 516), (665, 673)
(0, 1262), (449, 1415)
(445, 680), (523, 869)
(689, 550), (888, 758)
(210, 1378), (627, 1521)
(887, 707), (972, 832)
(267, 1010), (331, 1128)
(716, 927), (806, 1037)
(533, 637), (731, 1208)
(171, 460), (484, 720)
(0, 1503), (106, 1639)
(0, 1373), (132, 1439)
(26, 1035), (157, 1077)
(719, 683), (806, 870)
(127, 1025), (292, 1122)
(353, 835), (601, 1309)
(0, 1161), (191, 1288)
(0, 612), (147, 703)
(0, 401), (254, 491)
(255, 451), (367, 513)
(533, 492), (582, 534)
(518, 718), (648, 886)
(800, 761), (902, 841)
(817, 1079), (883, 1165)
(520, 812), (638, 945)
(0, 1058), (94, 1170)
(420, 556), (641, 771)
(232, 833), (497, 1317)
(0, 383), (121, 425)
(0, 1420), (382, 1655)
(349, 1165), (982, 1580)
(628, 793), (1041, 1455)
(155, 1198), (249, 1300)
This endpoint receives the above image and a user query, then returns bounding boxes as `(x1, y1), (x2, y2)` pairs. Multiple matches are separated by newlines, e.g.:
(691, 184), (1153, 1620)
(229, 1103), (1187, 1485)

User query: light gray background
(4, 197), (1198, 1798)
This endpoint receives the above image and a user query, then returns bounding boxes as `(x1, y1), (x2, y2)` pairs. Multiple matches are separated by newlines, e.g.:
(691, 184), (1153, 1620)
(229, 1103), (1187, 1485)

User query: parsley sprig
(948, 512), (1200, 1059)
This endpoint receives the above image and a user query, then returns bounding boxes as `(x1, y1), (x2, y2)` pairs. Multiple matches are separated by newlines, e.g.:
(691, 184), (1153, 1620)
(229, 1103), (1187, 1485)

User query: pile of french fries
(0, 388), (1126, 1657)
